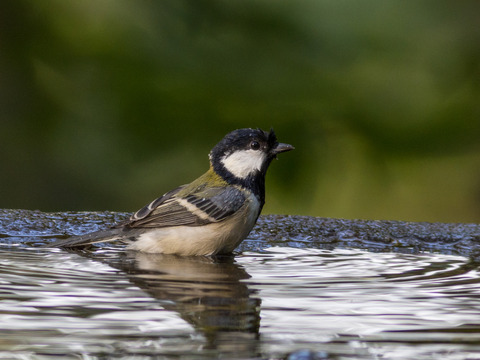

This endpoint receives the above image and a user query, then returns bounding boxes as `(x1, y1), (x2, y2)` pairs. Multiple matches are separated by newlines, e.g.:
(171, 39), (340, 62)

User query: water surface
(1, 211), (480, 359)
(2, 243), (480, 359)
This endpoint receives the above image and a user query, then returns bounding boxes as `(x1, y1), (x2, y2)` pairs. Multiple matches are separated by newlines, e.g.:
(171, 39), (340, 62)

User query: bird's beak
(271, 143), (295, 155)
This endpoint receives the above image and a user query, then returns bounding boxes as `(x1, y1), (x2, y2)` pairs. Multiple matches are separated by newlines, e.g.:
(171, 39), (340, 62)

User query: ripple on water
(237, 247), (480, 358)
(1, 245), (480, 359)
(0, 248), (198, 359)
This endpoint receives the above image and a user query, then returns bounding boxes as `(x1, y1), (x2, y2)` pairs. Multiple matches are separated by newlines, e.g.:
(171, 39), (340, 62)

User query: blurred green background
(1, 0), (480, 223)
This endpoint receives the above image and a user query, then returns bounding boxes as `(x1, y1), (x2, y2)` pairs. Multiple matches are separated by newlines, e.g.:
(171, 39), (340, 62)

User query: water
(2, 240), (480, 359)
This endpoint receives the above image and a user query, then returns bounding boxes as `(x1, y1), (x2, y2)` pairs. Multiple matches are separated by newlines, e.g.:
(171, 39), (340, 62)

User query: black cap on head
(209, 128), (292, 160)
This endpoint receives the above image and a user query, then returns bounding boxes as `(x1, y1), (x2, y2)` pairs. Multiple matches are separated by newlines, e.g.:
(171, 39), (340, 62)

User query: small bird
(47, 128), (294, 256)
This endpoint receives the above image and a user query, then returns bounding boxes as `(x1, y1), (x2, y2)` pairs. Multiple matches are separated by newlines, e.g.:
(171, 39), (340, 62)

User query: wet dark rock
(1, 209), (480, 258)
(253, 215), (480, 257)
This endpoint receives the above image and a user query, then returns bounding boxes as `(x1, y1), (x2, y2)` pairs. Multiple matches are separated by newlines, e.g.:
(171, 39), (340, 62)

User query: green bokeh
(1, 0), (479, 222)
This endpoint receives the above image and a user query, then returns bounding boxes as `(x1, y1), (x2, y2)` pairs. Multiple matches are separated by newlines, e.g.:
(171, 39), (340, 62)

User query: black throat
(212, 161), (267, 208)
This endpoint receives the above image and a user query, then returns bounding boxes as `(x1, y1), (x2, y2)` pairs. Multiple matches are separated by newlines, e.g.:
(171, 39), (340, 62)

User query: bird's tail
(43, 227), (128, 249)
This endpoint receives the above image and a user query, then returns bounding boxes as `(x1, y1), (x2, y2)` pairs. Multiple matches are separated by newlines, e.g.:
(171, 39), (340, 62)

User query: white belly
(127, 193), (260, 256)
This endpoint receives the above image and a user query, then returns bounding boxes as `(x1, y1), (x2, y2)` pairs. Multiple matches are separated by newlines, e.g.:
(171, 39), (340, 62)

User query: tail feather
(44, 228), (126, 248)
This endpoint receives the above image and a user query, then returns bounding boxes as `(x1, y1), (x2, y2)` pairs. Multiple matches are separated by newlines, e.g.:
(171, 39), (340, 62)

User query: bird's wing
(44, 185), (246, 249)
(125, 185), (246, 228)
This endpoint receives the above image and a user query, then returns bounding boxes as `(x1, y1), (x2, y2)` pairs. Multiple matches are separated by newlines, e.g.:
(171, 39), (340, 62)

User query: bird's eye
(250, 141), (260, 150)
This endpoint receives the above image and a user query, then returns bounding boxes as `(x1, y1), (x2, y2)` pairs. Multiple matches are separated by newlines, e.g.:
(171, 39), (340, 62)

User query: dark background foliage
(1, 0), (480, 222)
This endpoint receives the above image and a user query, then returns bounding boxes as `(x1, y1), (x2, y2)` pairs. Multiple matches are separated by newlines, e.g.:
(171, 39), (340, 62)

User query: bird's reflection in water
(97, 250), (261, 355)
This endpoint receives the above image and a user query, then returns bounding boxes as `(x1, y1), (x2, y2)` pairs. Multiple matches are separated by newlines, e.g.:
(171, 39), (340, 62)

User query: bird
(47, 128), (294, 256)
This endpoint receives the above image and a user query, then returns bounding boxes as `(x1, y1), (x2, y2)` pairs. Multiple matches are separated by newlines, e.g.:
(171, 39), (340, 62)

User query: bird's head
(209, 128), (294, 183)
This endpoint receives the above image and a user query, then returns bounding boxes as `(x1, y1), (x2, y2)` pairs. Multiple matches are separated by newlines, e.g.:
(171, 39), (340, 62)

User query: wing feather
(46, 183), (248, 249)
(125, 186), (246, 229)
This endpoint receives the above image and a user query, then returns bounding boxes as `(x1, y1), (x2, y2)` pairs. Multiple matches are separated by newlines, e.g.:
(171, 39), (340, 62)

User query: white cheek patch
(221, 149), (266, 179)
